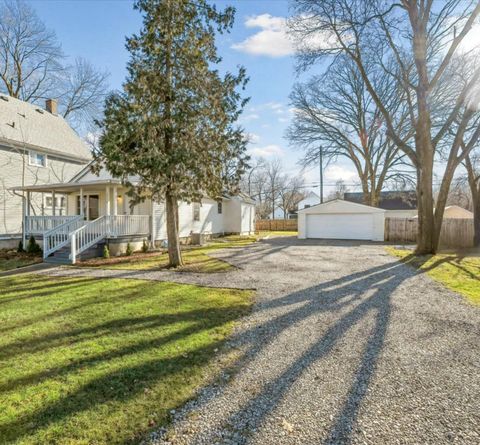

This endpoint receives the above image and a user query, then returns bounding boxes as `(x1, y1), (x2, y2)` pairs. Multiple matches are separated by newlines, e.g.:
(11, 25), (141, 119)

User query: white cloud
(232, 14), (294, 57)
(248, 144), (285, 157)
(240, 112), (260, 122)
(324, 165), (358, 182)
(278, 117), (290, 123)
(232, 14), (338, 58)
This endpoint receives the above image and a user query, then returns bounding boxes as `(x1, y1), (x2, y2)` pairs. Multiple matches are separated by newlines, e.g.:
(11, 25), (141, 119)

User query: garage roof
(297, 199), (386, 214)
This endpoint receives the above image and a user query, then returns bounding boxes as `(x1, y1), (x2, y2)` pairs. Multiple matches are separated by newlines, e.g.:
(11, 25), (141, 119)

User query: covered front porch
(13, 179), (152, 263)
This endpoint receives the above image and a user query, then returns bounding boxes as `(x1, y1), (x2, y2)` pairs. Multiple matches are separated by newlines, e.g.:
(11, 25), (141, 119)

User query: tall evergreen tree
(98, 0), (249, 267)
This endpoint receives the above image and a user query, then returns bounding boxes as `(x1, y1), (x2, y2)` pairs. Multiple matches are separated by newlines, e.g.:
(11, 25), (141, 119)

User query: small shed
(443, 205), (473, 219)
(298, 199), (385, 241)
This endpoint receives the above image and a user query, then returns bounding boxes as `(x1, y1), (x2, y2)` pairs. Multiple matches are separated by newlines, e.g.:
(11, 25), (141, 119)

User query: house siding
(0, 144), (89, 236)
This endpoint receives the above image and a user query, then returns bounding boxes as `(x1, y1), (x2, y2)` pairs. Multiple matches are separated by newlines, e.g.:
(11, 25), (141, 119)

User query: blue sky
(29, 0), (358, 195)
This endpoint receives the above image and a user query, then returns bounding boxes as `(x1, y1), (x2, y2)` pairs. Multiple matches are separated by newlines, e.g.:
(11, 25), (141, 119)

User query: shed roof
(344, 191), (417, 210)
(297, 199), (386, 214)
(0, 95), (92, 162)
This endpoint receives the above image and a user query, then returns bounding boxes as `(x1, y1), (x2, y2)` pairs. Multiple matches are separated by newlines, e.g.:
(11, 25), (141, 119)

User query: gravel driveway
(142, 236), (480, 445)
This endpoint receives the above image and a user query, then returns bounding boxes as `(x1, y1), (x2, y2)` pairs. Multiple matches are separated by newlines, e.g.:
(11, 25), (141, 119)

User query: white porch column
(105, 186), (111, 216)
(80, 188), (84, 218)
(52, 190), (56, 216)
(113, 186), (118, 216)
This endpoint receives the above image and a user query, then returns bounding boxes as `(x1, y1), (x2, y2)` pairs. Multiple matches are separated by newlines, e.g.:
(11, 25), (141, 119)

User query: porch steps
(44, 241), (105, 265)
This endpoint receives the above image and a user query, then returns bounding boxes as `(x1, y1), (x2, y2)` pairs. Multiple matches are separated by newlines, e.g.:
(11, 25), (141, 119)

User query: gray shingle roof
(0, 95), (92, 161)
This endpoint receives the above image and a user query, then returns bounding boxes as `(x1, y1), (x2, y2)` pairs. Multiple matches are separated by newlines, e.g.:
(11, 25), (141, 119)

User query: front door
(88, 195), (99, 220)
(76, 194), (99, 220)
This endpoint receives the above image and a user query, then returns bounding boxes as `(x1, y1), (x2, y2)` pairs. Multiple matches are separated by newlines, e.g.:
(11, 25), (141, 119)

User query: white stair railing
(43, 216), (84, 259)
(70, 216), (109, 263)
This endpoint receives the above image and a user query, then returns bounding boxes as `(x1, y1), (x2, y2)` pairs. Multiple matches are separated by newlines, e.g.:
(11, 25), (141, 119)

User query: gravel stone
(41, 237), (480, 445)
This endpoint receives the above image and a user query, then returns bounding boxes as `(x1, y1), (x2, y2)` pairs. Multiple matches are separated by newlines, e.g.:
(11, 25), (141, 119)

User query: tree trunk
(415, 147), (435, 254)
(474, 196), (480, 247)
(432, 152), (462, 251)
(165, 191), (183, 267)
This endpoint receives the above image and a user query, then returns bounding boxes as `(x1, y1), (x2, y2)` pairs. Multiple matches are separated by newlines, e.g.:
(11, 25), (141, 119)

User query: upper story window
(217, 201), (223, 214)
(193, 202), (201, 222)
(29, 150), (47, 167)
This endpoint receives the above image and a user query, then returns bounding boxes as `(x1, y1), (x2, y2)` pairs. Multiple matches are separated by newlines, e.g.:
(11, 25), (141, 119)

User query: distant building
(297, 191), (320, 210)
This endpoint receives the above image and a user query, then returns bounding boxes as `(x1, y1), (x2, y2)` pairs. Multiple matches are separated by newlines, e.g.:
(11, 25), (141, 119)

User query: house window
(29, 151), (47, 167)
(193, 202), (201, 221)
(304, 204), (311, 209)
(217, 201), (223, 214)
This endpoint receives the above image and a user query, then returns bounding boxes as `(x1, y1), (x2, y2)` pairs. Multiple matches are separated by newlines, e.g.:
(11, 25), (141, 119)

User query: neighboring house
(0, 95), (92, 246)
(298, 199), (385, 241)
(298, 191), (320, 210)
(412, 205), (474, 219)
(272, 207), (297, 219)
(12, 163), (255, 263)
(344, 191), (418, 218)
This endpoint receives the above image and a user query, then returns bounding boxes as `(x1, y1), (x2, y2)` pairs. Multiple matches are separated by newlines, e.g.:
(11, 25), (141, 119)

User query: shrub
(103, 245), (110, 259)
(141, 239), (149, 253)
(26, 235), (41, 254)
(126, 243), (133, 256)
(17, 240), (24, 253)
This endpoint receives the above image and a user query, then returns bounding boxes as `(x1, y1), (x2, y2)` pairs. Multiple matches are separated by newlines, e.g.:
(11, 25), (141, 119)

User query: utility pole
(319, 145), (324, 203)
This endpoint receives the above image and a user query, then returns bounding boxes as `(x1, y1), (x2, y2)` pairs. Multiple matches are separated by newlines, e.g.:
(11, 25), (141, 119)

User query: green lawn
(257, 230), (298, 237)
(388, 247), (480, 305)
(80, 235), (258, 272)
(0, 274), (253, 444)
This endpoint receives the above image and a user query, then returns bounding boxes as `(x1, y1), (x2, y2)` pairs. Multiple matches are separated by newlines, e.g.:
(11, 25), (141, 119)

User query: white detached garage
(298, 199), (385, 241)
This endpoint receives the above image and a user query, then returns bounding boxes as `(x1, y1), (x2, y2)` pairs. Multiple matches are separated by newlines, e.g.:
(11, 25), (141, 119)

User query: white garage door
(306, 213), (375, 240)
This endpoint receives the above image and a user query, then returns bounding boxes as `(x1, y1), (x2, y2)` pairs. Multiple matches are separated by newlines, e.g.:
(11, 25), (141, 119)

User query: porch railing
(106, 215), (150, 237)
(39, 214), (151, 263)
(43, 216), (84, 259)
(26, 215), (80, 235)
(70, 216), (109, 263)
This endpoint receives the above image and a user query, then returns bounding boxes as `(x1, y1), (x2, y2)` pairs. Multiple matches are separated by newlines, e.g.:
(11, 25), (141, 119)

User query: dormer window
(29, 150), (47, 167)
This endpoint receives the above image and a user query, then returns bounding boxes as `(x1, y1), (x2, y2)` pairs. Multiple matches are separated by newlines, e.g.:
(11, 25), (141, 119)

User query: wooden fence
(385, 217), (474, 248)
(256, 219), (298, 231)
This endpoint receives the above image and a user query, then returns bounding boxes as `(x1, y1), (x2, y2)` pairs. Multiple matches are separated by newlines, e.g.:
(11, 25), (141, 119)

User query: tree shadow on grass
(0, 241), (413, 445)
(0, 295), (251, 444)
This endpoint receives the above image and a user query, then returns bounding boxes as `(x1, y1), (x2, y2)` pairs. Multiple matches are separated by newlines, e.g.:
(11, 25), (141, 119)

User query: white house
(298, 191), (320, 210)
(13, 163), (255, 263)
(297, 199), (385, 241)
(0, 95), (92, 246)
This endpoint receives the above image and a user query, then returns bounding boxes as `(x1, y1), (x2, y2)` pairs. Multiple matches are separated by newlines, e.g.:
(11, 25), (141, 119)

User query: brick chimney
(45, 99), (58, 115)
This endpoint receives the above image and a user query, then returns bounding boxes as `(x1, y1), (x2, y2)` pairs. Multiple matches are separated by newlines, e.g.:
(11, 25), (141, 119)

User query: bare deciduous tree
(465, 151), (480, 245)
(0, 0), (109, 132)
(290, 0), (480, 254)
(0, 0), (63, 101)
(327, 179), (349, 201)
(278, 175), (305, 218)
(242, 158), (306, 219)
(288, 57), (413, 206)
(59, 58), (109, 133)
